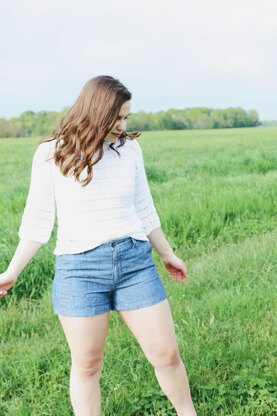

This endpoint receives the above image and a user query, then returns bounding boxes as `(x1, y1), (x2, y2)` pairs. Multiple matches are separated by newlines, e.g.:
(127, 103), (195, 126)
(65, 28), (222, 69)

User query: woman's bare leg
(118, 300), (197, 416)
(57, 312), (110, 416)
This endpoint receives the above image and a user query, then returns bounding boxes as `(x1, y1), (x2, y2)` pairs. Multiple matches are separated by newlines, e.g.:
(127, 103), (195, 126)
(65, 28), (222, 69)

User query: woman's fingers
(0, 288), (8, 297)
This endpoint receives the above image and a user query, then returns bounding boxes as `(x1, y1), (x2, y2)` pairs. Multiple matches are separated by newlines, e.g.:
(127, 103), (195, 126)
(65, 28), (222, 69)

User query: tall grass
(0, 127), (276, 415)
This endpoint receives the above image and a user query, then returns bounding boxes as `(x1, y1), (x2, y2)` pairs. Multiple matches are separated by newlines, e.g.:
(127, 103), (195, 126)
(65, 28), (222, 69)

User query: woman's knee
(71, 354), (104, 378)
(146, 343), (181, 369)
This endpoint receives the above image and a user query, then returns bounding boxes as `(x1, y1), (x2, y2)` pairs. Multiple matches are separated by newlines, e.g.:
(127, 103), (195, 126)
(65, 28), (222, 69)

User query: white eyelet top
(18, 137), (161, 255)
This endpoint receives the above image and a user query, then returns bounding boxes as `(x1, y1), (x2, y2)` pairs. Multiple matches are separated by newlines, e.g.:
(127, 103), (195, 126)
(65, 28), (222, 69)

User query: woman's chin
(105, 137), (117, 143)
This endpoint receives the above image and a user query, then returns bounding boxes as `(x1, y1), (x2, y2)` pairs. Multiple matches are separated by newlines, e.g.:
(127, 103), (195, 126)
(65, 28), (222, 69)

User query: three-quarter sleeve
(18, 142), (56, 244)
(134, 140), (161, 236)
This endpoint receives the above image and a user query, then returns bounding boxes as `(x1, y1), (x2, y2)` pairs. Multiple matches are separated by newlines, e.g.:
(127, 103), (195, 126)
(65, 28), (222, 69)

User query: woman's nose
(115, 120), (125, 131)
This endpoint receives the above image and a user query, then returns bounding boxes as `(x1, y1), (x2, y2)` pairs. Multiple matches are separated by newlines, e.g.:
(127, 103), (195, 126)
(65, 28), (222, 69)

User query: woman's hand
(0, 271), (18, 298)
(0, 239), (43, 299)
(162, 253), (188, 282)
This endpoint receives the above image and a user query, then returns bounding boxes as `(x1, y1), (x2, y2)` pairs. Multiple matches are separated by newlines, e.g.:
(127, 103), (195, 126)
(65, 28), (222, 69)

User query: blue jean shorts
(52, 236), (167, 317)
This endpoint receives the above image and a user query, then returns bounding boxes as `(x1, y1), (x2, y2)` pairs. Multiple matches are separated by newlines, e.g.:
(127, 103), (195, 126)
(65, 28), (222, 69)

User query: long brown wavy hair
(39, 75), (141, 187)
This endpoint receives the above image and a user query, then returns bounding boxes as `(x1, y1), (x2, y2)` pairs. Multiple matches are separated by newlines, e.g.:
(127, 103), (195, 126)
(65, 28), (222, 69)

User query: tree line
(0, 106), (260, 138)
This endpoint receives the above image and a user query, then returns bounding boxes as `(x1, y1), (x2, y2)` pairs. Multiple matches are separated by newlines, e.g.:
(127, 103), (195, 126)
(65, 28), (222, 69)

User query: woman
(0, 75), (197, 416)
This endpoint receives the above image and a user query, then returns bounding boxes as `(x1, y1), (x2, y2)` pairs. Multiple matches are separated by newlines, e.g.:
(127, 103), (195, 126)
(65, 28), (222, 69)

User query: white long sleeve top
(18, 137), (161, 255)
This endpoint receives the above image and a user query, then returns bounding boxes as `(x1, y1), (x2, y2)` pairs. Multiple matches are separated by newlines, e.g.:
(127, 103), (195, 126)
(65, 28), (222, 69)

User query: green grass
(0, 127), (277, 415)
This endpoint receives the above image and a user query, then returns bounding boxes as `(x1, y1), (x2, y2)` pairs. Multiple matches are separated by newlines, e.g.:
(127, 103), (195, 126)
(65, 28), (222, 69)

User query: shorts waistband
(101, 236), (136, 249)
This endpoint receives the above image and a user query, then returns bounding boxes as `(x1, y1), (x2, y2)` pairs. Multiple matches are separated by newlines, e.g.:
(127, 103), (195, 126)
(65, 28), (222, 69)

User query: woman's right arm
(0, 239), (42, 297)
(0, 141), (56, 298)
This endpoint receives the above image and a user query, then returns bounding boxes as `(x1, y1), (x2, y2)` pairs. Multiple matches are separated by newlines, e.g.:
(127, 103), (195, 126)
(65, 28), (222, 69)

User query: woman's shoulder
(125, 137), (141, 153)
(35, 138), (57, 163)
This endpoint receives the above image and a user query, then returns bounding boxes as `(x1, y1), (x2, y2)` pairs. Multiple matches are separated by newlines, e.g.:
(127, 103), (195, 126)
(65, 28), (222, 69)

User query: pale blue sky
(1, 0), (276, 120)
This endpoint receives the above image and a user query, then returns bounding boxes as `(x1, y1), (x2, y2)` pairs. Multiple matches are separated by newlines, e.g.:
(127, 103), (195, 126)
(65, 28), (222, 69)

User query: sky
(1, 0), (276, 120)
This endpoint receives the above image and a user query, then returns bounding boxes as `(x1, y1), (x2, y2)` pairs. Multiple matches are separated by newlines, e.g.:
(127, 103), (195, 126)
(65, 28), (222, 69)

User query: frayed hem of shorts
(52, 307), (111, 317)
(115, 295), (167, 312)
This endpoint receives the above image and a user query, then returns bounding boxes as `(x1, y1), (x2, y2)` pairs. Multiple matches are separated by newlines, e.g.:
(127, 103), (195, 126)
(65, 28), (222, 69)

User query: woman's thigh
(58, 312), (110, 370)
(117, 299), (180, 367)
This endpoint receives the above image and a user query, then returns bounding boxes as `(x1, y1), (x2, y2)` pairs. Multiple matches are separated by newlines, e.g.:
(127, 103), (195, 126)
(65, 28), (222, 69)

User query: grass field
(0, 127), (276, 415)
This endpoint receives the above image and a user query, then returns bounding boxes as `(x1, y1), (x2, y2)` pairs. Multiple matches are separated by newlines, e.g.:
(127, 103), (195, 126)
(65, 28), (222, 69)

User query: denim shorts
(52, 236), (167, 317)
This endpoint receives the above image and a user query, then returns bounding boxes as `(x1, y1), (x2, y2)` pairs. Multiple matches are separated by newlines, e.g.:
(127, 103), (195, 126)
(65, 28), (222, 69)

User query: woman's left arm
(133, 141), (187, 282)
(148, 227), (187, 282)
